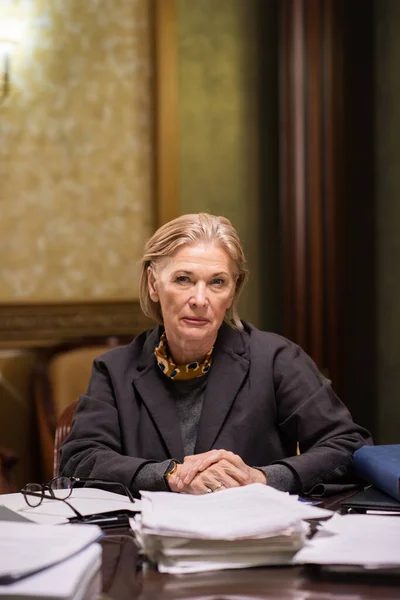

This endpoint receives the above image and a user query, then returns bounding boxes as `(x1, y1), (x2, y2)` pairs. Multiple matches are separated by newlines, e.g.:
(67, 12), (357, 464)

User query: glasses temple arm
(61, 498), (85, 520)
(21, 490), (85, 521)
(71, 477), (136, 503)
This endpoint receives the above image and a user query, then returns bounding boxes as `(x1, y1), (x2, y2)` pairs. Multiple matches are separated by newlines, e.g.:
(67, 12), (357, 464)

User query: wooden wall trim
(293, 0), (307, 351)
(0, 301), (152, 345)
(323, 0), (344, 389)
(154, 0), (179, 227)
(279, 0), (344, 383)
(307, 0), (324, 366)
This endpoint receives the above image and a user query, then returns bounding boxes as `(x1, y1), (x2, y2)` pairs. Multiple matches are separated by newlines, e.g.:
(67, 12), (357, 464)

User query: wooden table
(99, 491), (400, 599)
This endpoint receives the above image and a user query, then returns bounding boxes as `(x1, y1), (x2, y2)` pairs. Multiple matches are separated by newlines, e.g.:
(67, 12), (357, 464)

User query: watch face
(165, 461), (177, 477)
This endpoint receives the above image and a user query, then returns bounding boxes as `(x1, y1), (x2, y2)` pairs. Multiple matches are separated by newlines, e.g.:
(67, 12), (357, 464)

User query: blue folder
(353, 444), (400, 502)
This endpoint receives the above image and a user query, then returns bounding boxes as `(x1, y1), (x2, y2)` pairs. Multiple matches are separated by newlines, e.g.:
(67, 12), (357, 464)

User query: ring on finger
(205, 487), (213, 494)
(214, 482), (224, 492)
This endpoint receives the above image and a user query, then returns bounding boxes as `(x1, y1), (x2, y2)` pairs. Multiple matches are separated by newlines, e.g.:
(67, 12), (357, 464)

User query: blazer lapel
(194, 324), (250, 453)
(132, 327), (185, 461)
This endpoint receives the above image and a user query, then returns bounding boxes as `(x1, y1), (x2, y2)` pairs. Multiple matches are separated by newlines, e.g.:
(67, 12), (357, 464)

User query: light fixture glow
(0, 18), (25, 103)
(0, 18), (24, 48)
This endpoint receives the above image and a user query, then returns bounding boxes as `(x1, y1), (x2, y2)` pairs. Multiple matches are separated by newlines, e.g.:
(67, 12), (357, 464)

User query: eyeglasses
(21, 475), (136, 519)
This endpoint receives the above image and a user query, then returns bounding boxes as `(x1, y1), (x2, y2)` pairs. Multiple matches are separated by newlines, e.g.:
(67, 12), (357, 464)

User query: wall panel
(0, 0), (154, 304)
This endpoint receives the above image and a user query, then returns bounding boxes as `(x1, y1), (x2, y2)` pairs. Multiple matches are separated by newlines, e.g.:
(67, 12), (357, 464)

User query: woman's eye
(176, 275), (190, 283)
(211, 278), (225, 286)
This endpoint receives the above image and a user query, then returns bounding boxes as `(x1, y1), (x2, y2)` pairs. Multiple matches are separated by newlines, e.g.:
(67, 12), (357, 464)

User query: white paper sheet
(294, 513), (400, 568)
(0, 488), (141, 525)
(139, 483), (332, 540)
(0, 522), (101, 581)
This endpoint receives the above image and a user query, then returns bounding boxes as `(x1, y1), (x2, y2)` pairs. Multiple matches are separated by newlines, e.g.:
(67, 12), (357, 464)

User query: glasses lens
(24, 483), (43, 507)
(50, 476), (72, 499)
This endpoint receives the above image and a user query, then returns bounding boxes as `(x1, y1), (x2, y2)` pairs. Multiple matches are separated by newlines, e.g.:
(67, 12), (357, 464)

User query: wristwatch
(164, 460), (178, 482)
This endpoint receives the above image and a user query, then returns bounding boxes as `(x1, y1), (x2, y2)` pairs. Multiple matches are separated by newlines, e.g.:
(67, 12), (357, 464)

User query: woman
(60, 213), (371, 496)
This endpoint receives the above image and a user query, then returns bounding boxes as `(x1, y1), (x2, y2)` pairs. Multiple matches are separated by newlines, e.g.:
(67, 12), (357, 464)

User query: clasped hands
(167, 449), (267, 495)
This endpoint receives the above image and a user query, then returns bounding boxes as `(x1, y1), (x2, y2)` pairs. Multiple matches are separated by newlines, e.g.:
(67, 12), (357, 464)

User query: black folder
(340, 486), (400, 513)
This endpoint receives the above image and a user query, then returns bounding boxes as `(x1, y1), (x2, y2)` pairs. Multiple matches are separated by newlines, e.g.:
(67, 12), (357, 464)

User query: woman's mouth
(182, 317), (209, 326)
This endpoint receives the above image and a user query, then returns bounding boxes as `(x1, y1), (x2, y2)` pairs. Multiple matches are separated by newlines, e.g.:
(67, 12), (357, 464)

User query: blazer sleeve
(59, 359), (154, 493)
(270, 340), (372, 494)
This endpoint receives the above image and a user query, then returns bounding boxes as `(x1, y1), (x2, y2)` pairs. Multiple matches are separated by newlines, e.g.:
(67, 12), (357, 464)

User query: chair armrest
(0, 444), (18, 493)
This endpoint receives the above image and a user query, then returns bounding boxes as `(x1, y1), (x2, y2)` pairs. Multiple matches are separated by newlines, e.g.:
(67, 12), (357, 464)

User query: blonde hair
(140, 213), (248, 329)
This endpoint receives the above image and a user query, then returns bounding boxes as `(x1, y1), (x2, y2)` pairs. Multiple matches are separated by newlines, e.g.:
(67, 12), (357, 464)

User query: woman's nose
(190, 283), (208, 307)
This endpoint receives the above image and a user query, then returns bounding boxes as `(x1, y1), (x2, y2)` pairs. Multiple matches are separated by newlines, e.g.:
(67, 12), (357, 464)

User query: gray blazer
(60, 321), (371, 494)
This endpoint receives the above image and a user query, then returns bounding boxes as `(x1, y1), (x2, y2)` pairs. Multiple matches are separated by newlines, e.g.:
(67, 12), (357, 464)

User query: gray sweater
(134, 375), (298, 493)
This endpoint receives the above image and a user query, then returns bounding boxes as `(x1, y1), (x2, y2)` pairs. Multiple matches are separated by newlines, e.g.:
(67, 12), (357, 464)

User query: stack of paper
(132, 483), (332, 574)
(294, 513), (400, 573)
(0, 521), (102, 599)
(0, 544), (102, 600)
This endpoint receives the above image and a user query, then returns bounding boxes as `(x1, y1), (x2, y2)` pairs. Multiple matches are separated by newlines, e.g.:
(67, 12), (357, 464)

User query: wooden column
(153, 0), (179, 227)
(279, 0), (344, 386)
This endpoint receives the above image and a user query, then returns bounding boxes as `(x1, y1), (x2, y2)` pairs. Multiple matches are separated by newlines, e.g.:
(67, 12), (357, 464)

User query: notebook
(340, 486), (400, 513)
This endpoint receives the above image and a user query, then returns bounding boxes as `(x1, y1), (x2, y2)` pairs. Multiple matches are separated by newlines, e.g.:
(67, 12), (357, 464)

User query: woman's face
(147, 242), (237, 354)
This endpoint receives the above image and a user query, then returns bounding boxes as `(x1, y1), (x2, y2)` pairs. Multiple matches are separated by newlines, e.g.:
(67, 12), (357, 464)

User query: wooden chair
(53, 401), (78, 478)
(0, 445), (18, 494)
(34, 344), (115, 481)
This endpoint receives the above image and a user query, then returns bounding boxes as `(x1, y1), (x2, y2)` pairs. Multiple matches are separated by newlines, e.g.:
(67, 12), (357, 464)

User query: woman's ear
(147, 266), (159, 302)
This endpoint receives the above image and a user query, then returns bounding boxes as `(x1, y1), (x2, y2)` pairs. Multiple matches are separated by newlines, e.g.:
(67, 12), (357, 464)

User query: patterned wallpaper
(0, 0), (154, 301)
(177, 0), (280, 329)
